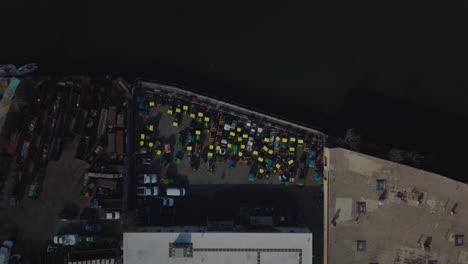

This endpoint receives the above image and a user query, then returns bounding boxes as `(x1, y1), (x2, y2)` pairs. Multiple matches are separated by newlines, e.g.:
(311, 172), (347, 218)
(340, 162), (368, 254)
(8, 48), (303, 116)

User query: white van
(166, 187), (186, 197)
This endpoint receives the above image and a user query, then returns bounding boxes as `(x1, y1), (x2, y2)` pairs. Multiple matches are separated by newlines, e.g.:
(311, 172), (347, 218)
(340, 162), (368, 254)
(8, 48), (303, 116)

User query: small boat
(13, 63), (38, 76)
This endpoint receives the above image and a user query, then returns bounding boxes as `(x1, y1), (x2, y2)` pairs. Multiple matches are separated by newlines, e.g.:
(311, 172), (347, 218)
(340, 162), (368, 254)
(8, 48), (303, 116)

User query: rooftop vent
(169, 243), (193, 258)
(376, 180), (385, 191)
(357, 202), (366, 214)
(356, 240), (366, 252)
(455, 235), (464, 246)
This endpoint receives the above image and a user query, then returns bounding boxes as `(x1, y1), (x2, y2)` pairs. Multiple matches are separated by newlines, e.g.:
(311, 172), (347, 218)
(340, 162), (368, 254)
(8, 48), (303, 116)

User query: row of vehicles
(135, 173), (186, 208)
(60, 207), (121, 221)
(136, 186), (186, 197)
(53, 234), (119, 247)
(135, 95), (192, 225)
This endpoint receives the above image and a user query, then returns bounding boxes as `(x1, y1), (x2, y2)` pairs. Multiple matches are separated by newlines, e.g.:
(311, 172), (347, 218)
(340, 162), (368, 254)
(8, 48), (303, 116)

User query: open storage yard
(0, 76), (129, 263)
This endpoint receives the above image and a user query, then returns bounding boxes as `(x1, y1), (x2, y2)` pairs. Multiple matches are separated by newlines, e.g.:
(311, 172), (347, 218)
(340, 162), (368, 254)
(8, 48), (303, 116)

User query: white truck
(166, 187), (186, 197)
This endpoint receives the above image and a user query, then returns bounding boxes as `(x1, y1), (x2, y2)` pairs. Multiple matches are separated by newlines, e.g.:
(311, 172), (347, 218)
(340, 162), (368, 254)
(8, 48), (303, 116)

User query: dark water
(2, 1), (468, 179)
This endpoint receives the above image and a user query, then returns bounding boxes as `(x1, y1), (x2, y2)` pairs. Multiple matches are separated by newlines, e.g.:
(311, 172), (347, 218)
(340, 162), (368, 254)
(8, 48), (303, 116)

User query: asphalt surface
(0, 138), (122, 259)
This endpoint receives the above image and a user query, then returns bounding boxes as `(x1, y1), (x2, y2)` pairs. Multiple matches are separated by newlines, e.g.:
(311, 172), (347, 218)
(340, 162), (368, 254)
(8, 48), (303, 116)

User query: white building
(124, 232), (313, 264)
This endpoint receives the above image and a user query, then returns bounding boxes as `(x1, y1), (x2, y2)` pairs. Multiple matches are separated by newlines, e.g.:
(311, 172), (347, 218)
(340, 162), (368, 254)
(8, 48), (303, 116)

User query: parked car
(165, 187), (186, 197)
(0, 240), (13, 262)
(314, 171), (323, 181)
(230, 120), (237, 130)
(84, 223), (102, 233)
(249, 123), (257, 135)
(228, 159), (236, 169)
(315, 153), (322, 171)
(139, 158), (152, 165)
(138, 103), (149, 116)
(249, 172), (255, 182)
(309, 150), (317, 160)
(309, 156), (315, 168)
(101, 211), (120, 220)
(246, 137), (254, 152)
(136, 186), (159, 196)
(256, 127), (263, 137)
(138, 147), (148, 154)
(162, 198), (175, 207)
(137, 174), (158, 184)
(46, 245), (59, 253)
(53, 234), (78, 246)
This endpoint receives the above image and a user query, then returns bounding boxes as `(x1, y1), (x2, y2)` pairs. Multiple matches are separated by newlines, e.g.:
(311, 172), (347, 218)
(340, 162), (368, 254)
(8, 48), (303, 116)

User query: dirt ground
(0, 138), (89, 257)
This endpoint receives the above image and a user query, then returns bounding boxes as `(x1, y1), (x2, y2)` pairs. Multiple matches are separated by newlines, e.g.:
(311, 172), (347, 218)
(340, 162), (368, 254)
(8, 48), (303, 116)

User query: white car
(230, 120), (237, 130)
(220, 139), (228, 146)
(162, 198), (175, 207)
(104, 211), (120, 220)
(256, 127), (263, 137)
(137, 174), (158, 184)
(136, 186), (159, 196)
(247, 137), (254, 152)
(166, 187), (186, 197)
(249, 123), (257, 135)
(53, 234), (77, 246)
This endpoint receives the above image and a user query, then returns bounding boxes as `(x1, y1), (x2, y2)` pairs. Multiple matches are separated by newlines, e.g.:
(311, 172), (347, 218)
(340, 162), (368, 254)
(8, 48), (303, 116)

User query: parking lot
(140, 107), (323, 185)
(127, 84), (326, 209)
(132, 83), (325, 185)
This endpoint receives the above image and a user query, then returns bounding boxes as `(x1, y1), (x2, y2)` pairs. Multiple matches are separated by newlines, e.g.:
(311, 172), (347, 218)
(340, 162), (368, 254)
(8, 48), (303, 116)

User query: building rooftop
(124, 232), (313, 264)
(326, 148), (468, 264)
